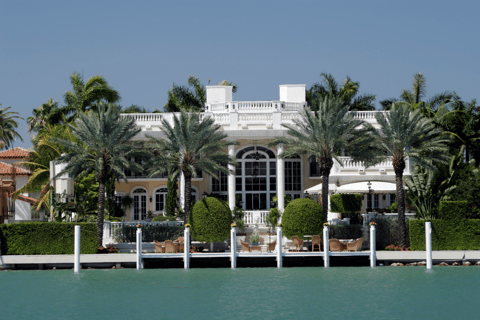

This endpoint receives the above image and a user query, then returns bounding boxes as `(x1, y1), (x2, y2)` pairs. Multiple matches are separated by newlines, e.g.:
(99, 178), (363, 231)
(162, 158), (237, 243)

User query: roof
(0, 147), (31, 159)
(0, 161), (31, 175)
(16, 194), (37, 205)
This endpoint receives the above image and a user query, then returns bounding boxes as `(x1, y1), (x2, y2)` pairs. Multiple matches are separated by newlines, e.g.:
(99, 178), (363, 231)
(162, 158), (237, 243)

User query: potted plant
(250, 234), (260, 246)
(146, 210), (153, 222)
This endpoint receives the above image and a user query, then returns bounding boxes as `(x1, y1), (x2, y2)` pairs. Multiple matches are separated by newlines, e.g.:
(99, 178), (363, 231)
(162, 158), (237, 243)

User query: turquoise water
(1, 267), (479, 319)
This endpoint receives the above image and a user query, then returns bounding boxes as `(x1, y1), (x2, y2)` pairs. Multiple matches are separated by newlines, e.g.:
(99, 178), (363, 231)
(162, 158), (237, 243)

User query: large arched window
(155, 187), (168, 212)
(236, 146), (276, 210)
(132, 188), (147, 220)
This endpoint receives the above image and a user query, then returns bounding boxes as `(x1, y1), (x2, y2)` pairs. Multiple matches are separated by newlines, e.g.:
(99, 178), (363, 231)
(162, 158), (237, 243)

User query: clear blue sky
(1, 0), (479, 149)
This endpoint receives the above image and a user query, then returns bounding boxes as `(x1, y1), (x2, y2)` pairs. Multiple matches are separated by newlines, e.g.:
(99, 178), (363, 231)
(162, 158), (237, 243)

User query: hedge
(113, 225), (184, 243)
(329, 224), (363, 240)
(370, 217), (412, 249)
(409, 219), (480, 250)
(438, 201), (468, 220)
(282, 198), (324, 239)
(189, 197), (232, 243)
(0, 222), (97, 255)
(330, 194), (362, 213)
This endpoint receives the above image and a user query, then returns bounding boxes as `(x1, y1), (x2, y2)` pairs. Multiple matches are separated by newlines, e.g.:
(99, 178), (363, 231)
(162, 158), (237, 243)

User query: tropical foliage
(0, 104), (23, 149)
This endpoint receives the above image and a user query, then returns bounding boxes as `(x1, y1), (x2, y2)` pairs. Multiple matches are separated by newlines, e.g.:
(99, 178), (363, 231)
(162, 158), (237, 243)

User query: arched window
(132, 188), (147, 220)
(155, 188), (168, 212)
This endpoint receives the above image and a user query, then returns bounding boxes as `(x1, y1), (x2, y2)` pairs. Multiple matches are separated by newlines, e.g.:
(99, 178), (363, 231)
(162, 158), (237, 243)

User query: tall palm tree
(27, 98), (68, 133)
(379, 72), (454, 114)
(307, 73), (376, 111)
(269, 96), (377, 220)
(146, 110), (236, 223)
(64, 71), (121, 117)
(164, 76), (237, 112)
(373, 104), (450, 248)
(53, 102), (143, 246)
(0, 104), (24, 149)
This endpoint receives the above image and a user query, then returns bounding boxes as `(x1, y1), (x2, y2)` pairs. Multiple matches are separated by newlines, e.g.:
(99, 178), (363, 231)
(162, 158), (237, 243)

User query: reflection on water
(1, 267), (479, 320)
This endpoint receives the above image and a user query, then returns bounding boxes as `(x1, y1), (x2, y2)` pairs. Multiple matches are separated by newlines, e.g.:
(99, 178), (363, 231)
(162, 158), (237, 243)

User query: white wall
(279, 84), (306, 102)
(206, 86), (233, 104)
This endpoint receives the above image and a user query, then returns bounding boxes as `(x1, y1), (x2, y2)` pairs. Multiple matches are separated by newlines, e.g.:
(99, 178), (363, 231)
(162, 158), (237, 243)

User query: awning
(306, 181), (397, 194)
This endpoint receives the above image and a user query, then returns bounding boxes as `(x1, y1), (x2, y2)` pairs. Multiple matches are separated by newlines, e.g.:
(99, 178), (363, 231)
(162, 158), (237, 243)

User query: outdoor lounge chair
(165, 240), (179, 253)
(291, 236), (303, 252)
(311, 235), (321, 252)
(240, 240), (251, 252)
(267, 239), (276, 252)
(329, 239), (347, 252)
(347, 238), (364, 252)
(175, 237), (184, 246)
(153, 240), (165, 253)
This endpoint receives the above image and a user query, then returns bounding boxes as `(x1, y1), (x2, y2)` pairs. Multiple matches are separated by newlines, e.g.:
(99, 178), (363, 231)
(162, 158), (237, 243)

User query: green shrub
(409, 219), (480, 250)
(282, 198), (324, 239)
(389, 202), (397, 212)
(152, 215), (169, 222)
(189, 197), (232, 243)
(329, 224), (364, 239)
(438, 201), (468, 220)
(330, 194), (362, 213)
(0, 222), (97, 255)
(370, 217), (412, 249)
(113, 225), (184, 242)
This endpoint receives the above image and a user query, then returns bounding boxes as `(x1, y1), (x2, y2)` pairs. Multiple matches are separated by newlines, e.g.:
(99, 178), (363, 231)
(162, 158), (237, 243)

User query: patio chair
(347, 238), (364, 252)
(175, 237), (184, 246)
(311, 235), (321, 252)
(267, 239), (277, 252)
(165, 240), (179, 253)
(329, 239), (347, 252)
(291, 236), (303, 252)
(240, 239), (251, 252)
(153, 240), (165, 253)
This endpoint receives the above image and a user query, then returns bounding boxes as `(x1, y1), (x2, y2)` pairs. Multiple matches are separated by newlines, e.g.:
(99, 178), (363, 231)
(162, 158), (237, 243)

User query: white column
(370, 225), (376, 268)
(228, 144), (236, 211)
(74, 225), (80, 274)
(426, 222), (432, 270)
(179, 172), (185, 211)
(231, 227), (237, 269)
(184, 227), (190, 269)
(136, 228), (143, 270)
(276, 227), (283, 268)
(276, 144), (285, 212)
(323, 226), (329, 268)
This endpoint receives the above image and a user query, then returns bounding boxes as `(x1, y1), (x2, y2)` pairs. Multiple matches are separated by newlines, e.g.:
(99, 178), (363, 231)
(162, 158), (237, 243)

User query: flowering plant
(231, 223), (237, 227)
(277, 223), (283, 227)
(369, 222), (377, 226)
(185, 223), (191, 228)
(136, 224), (142, 228)
(323, 222), (329, 227)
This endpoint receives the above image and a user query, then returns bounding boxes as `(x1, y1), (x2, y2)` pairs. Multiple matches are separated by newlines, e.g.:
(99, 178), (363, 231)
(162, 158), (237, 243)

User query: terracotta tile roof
(0, 147), (31, 159)
(16, 194), (37, 205)
(0, 161), (31, 175)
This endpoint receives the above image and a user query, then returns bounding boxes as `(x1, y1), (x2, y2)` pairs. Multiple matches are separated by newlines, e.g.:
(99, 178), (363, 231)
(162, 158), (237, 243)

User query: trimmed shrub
(330, 194), (362, 213)
(438, 201), (468, 220)
(282, 198), (324, 239)
(0, 222), (97, 255)
(329, 224), (363, 239)
(409, 219), (480, 250)
(370, 217), (412, 249)
(189, 197), (232, 243)
(113, 225), (183, 242)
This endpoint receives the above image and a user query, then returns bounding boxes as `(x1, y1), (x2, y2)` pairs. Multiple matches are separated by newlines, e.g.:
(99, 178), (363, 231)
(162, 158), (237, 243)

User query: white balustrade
(236, 101), (275, 112)
(121, 113), (165, 122)
(238, 113), (273, 122)
(243, 211), (269, 225)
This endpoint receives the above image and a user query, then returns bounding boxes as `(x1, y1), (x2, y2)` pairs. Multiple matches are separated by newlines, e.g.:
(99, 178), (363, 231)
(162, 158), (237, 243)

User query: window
(309, 156), (321, 177)
(367, 194), (380, 210)
(155, 188), (168, 212)
(212, 171), (228, 192)
(133, 188), (147, 220)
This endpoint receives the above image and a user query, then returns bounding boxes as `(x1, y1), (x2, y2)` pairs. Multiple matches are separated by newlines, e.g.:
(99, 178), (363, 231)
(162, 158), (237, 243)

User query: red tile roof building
(0, 147), (31, 159)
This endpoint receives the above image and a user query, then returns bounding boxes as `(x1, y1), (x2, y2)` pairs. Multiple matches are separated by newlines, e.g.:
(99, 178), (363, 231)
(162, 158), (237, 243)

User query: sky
(1, 0), (479, 149)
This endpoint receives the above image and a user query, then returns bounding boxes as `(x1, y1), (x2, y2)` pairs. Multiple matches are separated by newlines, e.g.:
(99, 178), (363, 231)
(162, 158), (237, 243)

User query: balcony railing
(243, 211), (269, 225)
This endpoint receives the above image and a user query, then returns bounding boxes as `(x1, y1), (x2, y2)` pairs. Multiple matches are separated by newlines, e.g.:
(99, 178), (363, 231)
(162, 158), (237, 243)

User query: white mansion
(111, 84), (411, 224)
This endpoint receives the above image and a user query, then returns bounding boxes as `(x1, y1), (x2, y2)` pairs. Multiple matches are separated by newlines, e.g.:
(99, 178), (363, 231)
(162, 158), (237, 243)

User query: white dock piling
(136, 228), (143, 270)
(276, 227), (283, 268)
(370, 225), (376, 268)
(323, 226), (329, 268)
(74, 225), (80, 274)
(426, 222), (432, 270)
(184, 227), (190, 269)
(230, 227), (237, 269)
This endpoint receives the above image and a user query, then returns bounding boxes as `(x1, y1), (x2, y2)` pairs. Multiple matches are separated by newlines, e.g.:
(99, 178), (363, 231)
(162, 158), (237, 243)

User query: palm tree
(269, 96), (377, 220)
(379, 72), (454, 114)
(307, 73), (376, 111)
(27, 98), (68, 133)
(146, 110), (236, 223)
(0, 104), (24, 149)
(53, 102), (143, 246)
(373, 104), (450, 248)
(164, 76), (237, 112)
(64, 71), (120, 116)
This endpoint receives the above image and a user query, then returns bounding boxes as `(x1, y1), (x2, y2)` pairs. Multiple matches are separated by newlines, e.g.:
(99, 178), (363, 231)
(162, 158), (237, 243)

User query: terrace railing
(243, 211), (269, 226)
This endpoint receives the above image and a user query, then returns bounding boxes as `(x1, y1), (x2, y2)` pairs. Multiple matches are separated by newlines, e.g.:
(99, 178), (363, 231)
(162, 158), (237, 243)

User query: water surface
(1, 267), (478, 319)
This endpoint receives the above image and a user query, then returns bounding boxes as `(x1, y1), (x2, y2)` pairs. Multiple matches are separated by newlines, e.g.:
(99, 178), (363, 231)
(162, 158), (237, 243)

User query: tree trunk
(96, 168), (107, 248)
(319, 155), (333, 224)
(394, 161), (407, 249)
(184, 172), (192, 225)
